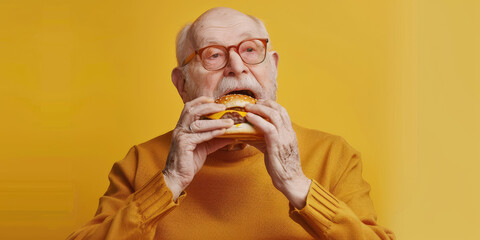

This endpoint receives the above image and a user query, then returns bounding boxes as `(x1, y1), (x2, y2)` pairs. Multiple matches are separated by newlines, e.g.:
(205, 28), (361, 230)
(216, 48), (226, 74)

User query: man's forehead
(196, 29), (262, 47)
(190, 12), (266, 48)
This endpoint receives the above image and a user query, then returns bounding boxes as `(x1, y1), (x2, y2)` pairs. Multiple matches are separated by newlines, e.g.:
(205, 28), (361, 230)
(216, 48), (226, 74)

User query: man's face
(181, 11), (279, 102)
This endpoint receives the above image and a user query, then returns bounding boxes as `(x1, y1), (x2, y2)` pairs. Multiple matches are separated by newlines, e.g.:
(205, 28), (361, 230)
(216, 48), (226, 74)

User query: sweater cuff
(131, 171), (186, 229)
(291, 179), (340, 231)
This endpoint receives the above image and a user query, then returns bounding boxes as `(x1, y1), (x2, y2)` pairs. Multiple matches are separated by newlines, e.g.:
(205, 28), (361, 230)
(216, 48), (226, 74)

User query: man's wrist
(281, 176), (312, 209)
(162, 170), (184, 201)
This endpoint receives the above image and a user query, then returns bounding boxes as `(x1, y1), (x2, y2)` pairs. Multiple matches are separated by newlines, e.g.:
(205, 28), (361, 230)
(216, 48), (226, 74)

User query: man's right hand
(162, 96), (235, 200)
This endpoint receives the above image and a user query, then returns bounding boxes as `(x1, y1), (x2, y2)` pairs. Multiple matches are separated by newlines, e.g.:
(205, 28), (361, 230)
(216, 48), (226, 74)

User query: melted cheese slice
(205, 110), (247, 120)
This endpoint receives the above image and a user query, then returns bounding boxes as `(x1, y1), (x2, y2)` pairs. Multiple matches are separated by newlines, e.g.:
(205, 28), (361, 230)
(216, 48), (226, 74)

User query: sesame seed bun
(215, 94), (257, 108)
(205, 94), (263, 140)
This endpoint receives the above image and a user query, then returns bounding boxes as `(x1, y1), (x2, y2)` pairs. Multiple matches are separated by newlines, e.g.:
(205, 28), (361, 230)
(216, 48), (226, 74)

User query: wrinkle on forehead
(188, 8), (267, 49)
(194, 24), (262, 47)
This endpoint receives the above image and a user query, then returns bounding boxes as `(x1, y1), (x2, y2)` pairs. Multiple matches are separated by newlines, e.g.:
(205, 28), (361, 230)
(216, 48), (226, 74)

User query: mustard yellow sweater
(67, 124), (395, 239)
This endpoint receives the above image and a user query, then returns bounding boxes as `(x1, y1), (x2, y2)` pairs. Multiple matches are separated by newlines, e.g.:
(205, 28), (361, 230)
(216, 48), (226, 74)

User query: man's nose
(223, 48), (249, 77)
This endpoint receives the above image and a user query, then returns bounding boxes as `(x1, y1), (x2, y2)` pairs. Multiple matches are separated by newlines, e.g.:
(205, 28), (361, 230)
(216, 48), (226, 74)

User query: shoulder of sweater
(293, 123), (362, 191)
(104, 131), (172, 192)
(134, 131), (173, 156)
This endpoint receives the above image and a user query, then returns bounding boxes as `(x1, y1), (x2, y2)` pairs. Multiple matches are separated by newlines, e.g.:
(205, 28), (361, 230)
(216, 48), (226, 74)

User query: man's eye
(246, 48), (254, 52)
(206, 52), (222, 60)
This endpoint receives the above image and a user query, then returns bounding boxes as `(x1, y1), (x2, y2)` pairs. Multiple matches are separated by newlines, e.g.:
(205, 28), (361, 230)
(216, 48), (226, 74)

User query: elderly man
(68, 7), (395, 240)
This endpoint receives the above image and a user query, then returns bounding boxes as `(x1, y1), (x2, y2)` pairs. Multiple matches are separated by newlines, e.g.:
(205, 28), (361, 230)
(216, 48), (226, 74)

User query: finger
(177, 97), (215, 125)
(200, 138), (236, 155)
(188, 128), (228, 145)
(180, 102), (225, 125)
(190, 102), (226, 118)
(257, 99), (282, 110)
(187, 96), (215, 107)
(190, 119), (234, 133)
(248, 100), (292, 128)
(245, 112), (278, 144)
(245, 103), (283, 127)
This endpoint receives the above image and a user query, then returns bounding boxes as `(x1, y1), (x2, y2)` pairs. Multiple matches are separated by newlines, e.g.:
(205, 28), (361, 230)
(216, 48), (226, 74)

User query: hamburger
(203, 93), (263, 140)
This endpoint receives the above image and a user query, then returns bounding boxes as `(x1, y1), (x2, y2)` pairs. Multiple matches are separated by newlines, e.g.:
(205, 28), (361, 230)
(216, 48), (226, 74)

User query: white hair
(181, 64), (200, 100)
(175, 24), (193, 67)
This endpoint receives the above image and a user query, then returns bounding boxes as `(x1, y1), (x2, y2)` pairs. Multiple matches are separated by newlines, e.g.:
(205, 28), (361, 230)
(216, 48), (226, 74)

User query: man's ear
(171, 67), (188, 103)
(270, 51), (279, 79)
(271, 51), (279, 69)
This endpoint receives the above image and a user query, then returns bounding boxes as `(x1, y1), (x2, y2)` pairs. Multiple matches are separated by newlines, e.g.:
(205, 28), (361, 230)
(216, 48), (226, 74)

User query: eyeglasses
(181, 38), (269, 71)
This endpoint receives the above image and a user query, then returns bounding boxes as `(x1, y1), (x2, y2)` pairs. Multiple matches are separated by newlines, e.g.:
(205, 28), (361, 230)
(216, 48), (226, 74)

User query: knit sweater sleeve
(290, 140), (396, 240)
(66, 146), (185, 240)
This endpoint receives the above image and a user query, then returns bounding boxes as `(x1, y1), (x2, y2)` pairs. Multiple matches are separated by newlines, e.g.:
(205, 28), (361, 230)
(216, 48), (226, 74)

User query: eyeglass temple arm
(182, 52), (196, 67)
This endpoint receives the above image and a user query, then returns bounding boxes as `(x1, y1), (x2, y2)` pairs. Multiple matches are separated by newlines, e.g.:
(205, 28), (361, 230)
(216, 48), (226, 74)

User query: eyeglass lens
(200, 39), (266, 70)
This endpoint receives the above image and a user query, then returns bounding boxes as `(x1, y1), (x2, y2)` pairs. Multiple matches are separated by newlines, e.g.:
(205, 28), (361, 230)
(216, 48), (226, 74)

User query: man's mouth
(224, 90), (256, 99)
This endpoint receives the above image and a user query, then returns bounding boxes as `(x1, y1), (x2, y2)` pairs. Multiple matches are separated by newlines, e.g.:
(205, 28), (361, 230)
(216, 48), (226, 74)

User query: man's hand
(245, 100), (312, 209)
(163, 96), (235, 200)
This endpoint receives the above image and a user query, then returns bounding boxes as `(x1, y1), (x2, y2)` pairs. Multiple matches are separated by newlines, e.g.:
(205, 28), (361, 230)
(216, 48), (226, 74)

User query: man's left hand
(245, 100), (312, 209)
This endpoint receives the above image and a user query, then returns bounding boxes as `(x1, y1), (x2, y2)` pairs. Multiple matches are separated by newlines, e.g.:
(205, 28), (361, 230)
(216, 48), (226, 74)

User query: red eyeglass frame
(181, 38), (269, 70)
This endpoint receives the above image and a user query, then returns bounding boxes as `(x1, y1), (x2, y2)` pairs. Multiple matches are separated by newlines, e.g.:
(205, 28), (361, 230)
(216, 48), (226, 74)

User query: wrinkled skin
(245, 100), (311, 208)
(163, 96), (235, 196)
(163, 7), (311, 209)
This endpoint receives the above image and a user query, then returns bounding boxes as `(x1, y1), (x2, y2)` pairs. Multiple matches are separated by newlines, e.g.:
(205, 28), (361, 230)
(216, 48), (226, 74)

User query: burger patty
(220, 112), (247, 125)
(226, 107), (244, 111)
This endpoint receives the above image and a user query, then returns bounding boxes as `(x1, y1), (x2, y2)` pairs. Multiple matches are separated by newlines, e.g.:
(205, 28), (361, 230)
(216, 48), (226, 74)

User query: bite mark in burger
(203, 94), (263, 140)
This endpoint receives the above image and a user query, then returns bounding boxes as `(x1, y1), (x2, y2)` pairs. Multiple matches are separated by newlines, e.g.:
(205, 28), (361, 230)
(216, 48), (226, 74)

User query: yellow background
(1, 0), (479, 239)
